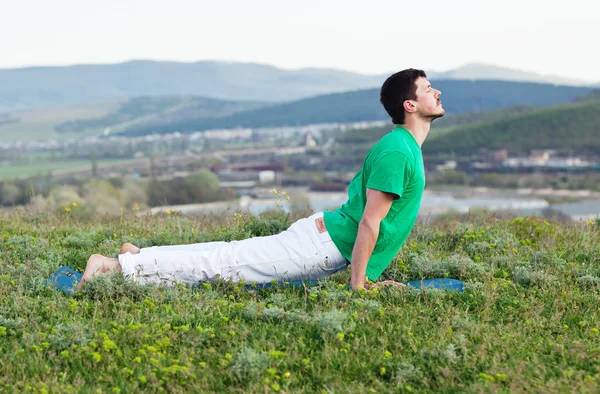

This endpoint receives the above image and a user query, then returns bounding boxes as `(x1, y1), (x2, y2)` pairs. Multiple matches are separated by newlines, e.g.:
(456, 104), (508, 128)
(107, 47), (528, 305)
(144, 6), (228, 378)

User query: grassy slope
(1, 210), (599, 392)
(424, 99), (600, 156)
(334, 105), (539, 146)
(0, 100), (124, 142)
(428, 104), (536, 138)
(0, 96), (266, 143)
(54, 96), (267, 136)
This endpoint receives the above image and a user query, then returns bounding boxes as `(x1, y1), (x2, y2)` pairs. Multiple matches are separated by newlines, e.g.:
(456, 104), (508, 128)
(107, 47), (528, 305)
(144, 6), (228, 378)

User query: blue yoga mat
(47, 266), (83, 294)
(404, 278), (464, 292)
(48, 266), (465, 294)
(245, 277), (464, 292)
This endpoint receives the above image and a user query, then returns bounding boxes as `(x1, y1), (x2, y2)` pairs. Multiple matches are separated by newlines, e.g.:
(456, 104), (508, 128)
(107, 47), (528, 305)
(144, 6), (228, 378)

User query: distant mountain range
(112, 80), (594, 137)
(0, 60), (381, 114)
(0, 60), (597, 114)
(0, 79), (594, 142)
(427, 63), (593, 87)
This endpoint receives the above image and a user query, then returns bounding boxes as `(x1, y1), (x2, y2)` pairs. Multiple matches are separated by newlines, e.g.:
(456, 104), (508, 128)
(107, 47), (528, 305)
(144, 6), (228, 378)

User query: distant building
(503, 150), (595, 171)
(203, 128), (253, 140)
(435, 160), (457, 171)
(227, 162), (285, 172)
(488, 149), (508, 164)
(304, 131), (317, 149)
(258, 170), (276, 184)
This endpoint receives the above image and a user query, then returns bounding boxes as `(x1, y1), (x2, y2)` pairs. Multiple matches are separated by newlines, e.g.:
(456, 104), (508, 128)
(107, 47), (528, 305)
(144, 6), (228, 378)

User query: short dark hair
(380, 68), (427, 124)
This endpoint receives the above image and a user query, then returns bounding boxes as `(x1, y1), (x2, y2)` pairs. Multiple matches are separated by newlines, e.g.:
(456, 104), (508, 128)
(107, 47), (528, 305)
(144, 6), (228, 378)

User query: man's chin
(428, 110), (445, 121)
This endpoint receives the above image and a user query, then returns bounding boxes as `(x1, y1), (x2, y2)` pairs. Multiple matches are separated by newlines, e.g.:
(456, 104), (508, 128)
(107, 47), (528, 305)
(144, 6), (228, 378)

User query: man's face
(413, 77), (444, 120)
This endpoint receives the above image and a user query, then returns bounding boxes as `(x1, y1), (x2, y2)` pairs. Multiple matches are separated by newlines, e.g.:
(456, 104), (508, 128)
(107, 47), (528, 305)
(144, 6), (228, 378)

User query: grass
(1, 208), (600, 393)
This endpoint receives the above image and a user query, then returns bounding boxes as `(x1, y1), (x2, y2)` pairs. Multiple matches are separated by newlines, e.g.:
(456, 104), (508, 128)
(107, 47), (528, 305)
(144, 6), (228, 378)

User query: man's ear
(403, 100), (417, 114)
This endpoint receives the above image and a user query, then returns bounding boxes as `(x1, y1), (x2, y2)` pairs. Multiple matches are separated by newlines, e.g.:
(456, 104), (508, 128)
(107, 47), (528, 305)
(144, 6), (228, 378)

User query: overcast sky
(2, 0), (599, 82)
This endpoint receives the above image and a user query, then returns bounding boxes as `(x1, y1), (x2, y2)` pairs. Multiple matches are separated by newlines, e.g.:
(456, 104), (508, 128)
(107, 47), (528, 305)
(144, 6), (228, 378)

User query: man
(79, 68), (444, 291)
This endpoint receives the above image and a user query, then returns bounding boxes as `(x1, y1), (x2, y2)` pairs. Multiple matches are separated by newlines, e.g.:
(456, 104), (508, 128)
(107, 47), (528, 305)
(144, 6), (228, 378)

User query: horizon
(1, 58), (597, 86)
(1, 0), (598, 82)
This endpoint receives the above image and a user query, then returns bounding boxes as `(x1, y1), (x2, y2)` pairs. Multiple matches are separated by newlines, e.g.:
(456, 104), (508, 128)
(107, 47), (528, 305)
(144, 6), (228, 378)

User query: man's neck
(397, 118), (431, 148)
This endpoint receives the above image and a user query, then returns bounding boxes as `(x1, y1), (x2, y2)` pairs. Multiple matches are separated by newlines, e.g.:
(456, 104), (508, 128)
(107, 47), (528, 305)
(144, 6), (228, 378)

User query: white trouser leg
(139, 241), (229, 254)
(118, 212), (347, 286)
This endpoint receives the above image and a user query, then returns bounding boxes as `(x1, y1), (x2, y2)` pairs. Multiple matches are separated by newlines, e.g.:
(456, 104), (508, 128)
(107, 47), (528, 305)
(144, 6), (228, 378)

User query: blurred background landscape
(1, 0), (599, 223)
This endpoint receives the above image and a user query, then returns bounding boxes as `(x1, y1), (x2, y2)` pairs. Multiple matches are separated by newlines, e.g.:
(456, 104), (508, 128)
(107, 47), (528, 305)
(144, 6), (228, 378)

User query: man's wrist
(351, 279), (373, 291)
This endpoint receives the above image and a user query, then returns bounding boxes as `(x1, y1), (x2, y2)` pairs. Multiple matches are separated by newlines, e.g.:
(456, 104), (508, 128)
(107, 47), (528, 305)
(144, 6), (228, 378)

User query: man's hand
(350, 188), (395, 290)
(364, 280), (406, 290)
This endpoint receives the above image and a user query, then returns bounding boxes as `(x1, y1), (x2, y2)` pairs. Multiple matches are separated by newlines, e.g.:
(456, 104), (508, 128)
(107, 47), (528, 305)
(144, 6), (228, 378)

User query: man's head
(380, 68), (444, 125)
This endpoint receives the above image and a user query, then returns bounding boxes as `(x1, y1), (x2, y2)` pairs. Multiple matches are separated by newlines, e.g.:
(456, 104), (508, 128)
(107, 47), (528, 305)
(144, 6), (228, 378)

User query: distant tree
(122, 179), (148, 209)
(440, 170), (469, 185)
(81, 179), (122, 216)
(147, 179), (168, 206)
(81, 179), (120, 198)
(184, 169), (220, 203)
(47, 186), (82, 211)
(288, 190), (311, 216)
(149, 155), (158, 181)
(91, 153), (98, 178)
(85, 193), (122, 216)
(23, 172), (54, 198)
(0, 182), (21, 206)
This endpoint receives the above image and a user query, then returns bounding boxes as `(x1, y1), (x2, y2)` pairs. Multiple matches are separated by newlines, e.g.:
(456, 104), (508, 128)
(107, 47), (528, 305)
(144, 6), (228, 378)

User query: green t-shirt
(323, 126), (426, 280)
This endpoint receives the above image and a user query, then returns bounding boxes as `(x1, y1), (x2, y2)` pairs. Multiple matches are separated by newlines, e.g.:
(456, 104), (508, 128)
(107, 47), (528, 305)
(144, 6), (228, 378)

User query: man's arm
(350, 188), (394, 290)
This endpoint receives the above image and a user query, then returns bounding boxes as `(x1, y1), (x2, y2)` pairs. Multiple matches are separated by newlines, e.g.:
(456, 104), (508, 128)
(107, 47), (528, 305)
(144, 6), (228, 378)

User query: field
(1, 208), (599, 393)
(0, 158), (139, 180)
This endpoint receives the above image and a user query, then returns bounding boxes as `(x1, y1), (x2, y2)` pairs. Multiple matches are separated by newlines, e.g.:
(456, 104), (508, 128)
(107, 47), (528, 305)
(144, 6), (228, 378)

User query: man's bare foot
(77, 254), (122, 290)
(120, 243), (141, 255)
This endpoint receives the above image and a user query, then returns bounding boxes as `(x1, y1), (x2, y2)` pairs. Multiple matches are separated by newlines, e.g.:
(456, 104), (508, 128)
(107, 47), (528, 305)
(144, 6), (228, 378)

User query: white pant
(118, 212), (348, 286)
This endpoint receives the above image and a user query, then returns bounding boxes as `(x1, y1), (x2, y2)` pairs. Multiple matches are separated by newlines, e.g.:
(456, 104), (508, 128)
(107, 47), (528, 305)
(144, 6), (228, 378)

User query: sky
(1, 0), (599, 82)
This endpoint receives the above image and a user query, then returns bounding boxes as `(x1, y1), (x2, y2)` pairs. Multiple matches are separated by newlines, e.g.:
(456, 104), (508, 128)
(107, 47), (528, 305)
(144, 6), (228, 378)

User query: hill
(429, 104), (536, 131)
(1, 60), (596, 114)
(0, 60), (384, 114)
(2, 79), (594, 142)
(0, 100), (125, 142)
(116, 80), (594, 136)
(428, 63), (593, 87)
(423, 96), (600, 156)
(335, 105), (539, 145)
(55, 96), (266, 135)
(0, 97), (265, 142)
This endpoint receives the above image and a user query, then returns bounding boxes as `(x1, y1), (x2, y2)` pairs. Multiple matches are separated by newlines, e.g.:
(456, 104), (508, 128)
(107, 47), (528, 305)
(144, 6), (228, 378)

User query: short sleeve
(366, 152), (413, 199)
